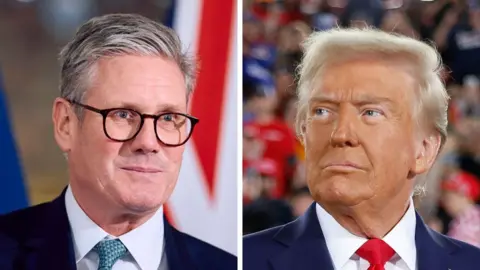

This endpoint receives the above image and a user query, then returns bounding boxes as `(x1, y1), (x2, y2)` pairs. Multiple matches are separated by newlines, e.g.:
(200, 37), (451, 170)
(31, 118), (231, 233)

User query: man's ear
(297, 119), (307, 146)
(296, 104), (308, 145)
(411, 133), (442, 175)
(52, 98), (76, 153)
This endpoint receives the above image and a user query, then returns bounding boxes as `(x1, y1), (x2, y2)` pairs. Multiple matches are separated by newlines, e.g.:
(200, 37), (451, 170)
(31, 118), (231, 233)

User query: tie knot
(356, 239), (395, 267)
(93, 239), (128, 270)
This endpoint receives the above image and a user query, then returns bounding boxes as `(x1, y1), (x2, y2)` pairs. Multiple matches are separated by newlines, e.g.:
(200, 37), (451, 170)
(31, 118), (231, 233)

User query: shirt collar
(316, 198), (416, 270)
(383, 199), (416, 270)
(118, 204), (164, 270)
(65, 186), (108, 263)
(65, 185), (165, 270)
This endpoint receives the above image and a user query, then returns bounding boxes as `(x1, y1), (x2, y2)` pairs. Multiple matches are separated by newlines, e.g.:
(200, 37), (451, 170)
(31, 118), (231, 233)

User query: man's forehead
(86, 79), (187, 101)
(85, 55), (187, 108)
(308, 66), (416, 105)
(317, 57), (416, 85)
(92, 55), (185, 86)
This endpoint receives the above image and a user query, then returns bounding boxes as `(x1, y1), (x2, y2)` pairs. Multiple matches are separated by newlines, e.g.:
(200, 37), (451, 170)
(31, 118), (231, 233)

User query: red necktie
(355, 239), (395, 270)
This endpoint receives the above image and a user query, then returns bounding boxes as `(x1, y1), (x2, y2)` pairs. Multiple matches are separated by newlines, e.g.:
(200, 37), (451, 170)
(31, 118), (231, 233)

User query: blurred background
(242, 0), (480, 247)
(0, 0), (237, 255)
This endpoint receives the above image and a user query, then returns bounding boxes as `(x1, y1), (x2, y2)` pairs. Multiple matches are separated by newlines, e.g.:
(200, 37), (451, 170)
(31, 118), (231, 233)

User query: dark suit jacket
(0, 190), (236, 270)
(244, 203), (480, 270)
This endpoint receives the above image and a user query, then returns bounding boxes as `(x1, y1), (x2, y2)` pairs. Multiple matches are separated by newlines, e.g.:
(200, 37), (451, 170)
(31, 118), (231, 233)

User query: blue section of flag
(164, 0), (176, 27)
(0, 69), (28, 214)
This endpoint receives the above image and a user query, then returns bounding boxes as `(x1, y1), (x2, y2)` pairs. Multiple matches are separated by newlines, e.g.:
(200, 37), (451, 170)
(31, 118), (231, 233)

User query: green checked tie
(93, 239), (128, 270)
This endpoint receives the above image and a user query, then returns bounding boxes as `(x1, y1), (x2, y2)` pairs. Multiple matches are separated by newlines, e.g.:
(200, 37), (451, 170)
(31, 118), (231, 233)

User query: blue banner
(0, 69), (28, 214)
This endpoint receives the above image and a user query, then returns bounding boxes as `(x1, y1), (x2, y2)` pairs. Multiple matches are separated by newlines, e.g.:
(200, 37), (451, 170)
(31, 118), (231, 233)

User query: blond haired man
(244, 28), (480, 270)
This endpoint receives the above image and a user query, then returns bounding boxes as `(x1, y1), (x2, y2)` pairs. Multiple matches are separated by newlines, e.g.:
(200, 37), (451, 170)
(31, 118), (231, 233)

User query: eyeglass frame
(67, 99), (199, 147)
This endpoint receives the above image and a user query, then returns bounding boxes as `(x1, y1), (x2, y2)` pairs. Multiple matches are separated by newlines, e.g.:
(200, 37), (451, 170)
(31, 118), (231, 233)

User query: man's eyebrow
(155, 104), (185, 113)
(110, 102), (185, 113)
(309, 94), (395, 107)
(352, 95), (395, 107)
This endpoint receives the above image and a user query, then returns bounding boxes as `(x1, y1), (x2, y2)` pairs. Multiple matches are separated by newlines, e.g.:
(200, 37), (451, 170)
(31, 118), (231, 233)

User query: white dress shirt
(316, 200), (417, 270)
(65, 185), (169, 270)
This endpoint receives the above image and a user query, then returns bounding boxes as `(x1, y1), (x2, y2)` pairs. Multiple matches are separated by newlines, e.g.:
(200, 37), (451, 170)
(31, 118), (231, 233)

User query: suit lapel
(19, 189), (76, 270)
(163, 217), (197, 270)
(269, 203), (334, 270)
(415, 212), (456, 270)
(268, 204), (461, 270)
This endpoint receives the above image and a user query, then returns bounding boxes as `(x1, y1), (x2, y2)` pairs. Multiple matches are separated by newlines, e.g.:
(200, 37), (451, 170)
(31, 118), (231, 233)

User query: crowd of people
(242, 0), (480, 246)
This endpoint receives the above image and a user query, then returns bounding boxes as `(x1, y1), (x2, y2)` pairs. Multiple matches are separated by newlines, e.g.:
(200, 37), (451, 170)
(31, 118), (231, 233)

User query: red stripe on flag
(190, 0), (234, 200)
(164, 203), (175, 227)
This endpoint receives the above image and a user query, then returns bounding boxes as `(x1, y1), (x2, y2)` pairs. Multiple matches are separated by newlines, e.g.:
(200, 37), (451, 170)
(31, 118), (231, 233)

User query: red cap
(442, 171), (480, 201)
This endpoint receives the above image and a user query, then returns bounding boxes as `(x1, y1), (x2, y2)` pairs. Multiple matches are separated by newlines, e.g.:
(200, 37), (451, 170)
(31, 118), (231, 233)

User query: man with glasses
(0, 14), (235, 270)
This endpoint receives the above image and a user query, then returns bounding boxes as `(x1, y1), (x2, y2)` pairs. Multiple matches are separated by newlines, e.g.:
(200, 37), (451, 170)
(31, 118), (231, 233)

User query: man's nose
(130, 118), (161, 154)
(330, 108), (359, 148)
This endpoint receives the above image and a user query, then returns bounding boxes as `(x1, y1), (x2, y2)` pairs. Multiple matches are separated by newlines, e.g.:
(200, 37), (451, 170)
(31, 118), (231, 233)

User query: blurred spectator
(275, 21), (311, 98)
(243, 91), (297, 199)
(341, 0), (384, 28)
(419, 0), (466, 41)
(289, 186), (313, 217)
(441, 154), (480, 246)
(243, 155), (294, 235)
(448, 76), (480, 127)
(243, 17), (277, 96)
(276, 94), (306, 188)
(243, 196), (294, 234)
(462, 75), (480, 117)
(380, 10), (419, 37)
(435, 0), (480, 83)
(456, 117), (480, 179)
(310, 1), (339, 31)
(250, 0), (305, 34)
(243, 158), (280, 202)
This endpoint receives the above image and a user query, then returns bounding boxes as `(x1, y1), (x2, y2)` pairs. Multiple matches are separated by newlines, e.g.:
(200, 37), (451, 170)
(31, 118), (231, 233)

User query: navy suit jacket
(0, 190), (236, 270)
(244, 203), (480, 270)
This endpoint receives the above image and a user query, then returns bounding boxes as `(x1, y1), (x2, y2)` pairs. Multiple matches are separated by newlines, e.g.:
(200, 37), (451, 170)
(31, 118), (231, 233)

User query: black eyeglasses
(68, 100), (199, 147)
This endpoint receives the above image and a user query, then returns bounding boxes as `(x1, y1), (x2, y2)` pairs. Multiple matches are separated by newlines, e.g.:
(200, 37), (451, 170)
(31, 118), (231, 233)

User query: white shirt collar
(316, 199), (416, 270)
(65, 185), (165, 270)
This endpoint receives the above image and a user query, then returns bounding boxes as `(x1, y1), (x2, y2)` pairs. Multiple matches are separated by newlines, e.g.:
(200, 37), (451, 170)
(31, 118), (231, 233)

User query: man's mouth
(121, 166), (163, 173)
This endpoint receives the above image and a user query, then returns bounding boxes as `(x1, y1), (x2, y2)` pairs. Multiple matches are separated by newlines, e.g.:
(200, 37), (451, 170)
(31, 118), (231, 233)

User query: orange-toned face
(54, 55), (187, 214)
(303, 58), (434, 212)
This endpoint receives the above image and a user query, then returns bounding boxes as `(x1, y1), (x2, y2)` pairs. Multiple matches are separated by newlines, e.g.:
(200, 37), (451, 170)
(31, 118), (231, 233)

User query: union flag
(166, 0), (237, 255)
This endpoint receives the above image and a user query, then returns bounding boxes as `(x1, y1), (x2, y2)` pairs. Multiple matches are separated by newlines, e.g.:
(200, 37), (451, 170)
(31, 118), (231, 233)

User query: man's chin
(113, 189), (165, 214)
(312, 178), (374, 205)
(120, 198), (163, 214)
(327, 195), (369, 208)
(314, 187), (374, 208)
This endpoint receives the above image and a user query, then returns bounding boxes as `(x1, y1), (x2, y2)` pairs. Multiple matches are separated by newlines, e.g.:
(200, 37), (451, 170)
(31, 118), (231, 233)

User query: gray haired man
(0, 14), (236, 270)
